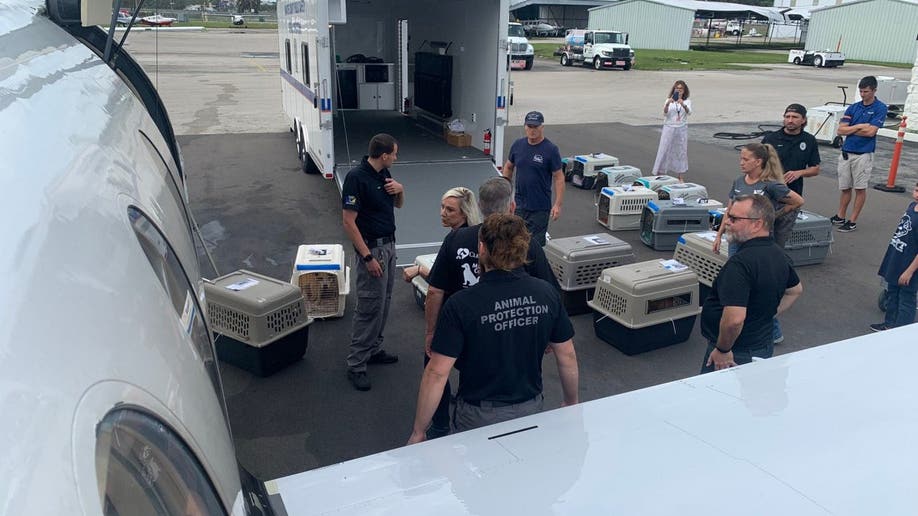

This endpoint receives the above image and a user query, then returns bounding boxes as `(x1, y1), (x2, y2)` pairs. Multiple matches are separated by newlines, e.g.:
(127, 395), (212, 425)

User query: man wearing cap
(832, 75), (888, 233)
(501, 111), (564, 246)
(761, 103), (819, 345)
(762, 103), (821, 197)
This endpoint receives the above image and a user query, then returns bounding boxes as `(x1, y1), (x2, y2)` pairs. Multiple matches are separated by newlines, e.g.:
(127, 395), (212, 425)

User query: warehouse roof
(589, 0), (786, 22)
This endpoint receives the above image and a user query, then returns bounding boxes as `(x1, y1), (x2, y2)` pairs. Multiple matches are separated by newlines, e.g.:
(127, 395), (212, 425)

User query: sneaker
(367, 350), (399, 365)
(837, 221), (857, 232)
(347, 370), (371, 391)
(773, 335), (785, 344)
(869, 323), (888, 332)
(830, 215), (846, 225)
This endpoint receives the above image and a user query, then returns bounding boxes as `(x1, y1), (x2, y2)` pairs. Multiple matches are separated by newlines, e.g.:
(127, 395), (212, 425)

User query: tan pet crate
(587, 259), (700, 355)
(205, 270), (312, 376)
(672, 231), (728, 301)
(410, 253), (438, 308)
(544, 233), (636, 315)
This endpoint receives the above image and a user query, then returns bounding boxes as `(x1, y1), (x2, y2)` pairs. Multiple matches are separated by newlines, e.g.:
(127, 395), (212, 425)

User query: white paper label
(180, 291), (195, 334)
(660, 259), (688, 272)
(226, 278), (259, 291)
(584, 235), (608, 245)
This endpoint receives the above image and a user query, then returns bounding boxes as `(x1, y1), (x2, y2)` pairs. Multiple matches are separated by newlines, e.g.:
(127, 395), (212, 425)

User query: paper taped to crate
(583, 235), (609, 245)
(695, 231), (719, 242)
(659, 259), (689, 272)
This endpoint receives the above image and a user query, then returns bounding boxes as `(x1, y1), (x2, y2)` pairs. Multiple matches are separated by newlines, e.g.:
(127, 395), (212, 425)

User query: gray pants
(346, 242), (396, 372)
(453, 394), (544, 433)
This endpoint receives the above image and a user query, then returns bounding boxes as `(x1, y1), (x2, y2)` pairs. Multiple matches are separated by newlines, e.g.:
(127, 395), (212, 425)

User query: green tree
(237, 0), (261, 13)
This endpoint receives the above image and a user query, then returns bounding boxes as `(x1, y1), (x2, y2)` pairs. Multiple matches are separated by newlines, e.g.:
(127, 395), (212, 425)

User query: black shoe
(830, 215), (846, 225)
(426, 425), (450, 440)
(368, 350), (399, 365)
(347, 370), (371, 391)
(837, 221), (857, 232)
(869, 323), (888, 332)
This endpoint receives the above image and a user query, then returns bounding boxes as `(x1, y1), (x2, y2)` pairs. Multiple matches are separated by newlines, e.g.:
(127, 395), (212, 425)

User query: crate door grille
(298, 272), (341, 317)
(266, 301), (304, 334)
(208, 303), (250, 339)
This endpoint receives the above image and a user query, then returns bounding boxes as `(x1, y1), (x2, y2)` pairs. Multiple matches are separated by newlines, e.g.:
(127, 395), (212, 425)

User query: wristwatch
(362, 253), (374, 263)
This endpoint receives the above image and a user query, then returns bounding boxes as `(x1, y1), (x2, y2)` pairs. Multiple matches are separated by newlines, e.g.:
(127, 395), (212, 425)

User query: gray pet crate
(587, 260), (700, 355)
(545, 233), (636, 315)
(205, 270), (312, 376)
(639, 200), (711, 251)
(785, 210), (833, 266)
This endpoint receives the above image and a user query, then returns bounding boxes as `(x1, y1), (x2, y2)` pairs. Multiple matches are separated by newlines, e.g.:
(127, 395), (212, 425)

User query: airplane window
(285, 39), (292, 74)
(95, 408), (228, 516)
(128, 207), (228, 419)
(301, 42), (310, 85)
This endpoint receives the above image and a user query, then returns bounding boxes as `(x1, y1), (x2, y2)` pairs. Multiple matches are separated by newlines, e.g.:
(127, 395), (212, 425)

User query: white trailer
(277, 0), (510, 181)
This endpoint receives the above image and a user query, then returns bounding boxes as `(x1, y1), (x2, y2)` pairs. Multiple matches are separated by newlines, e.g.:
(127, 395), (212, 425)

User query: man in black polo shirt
(407, 214), (578, 444)
(421, 176), (557, 439)
(700, 195), (803, 373)
(761, 103), (819, 345)
(342, 133), (404, 391)
(761, 103), (821, 197)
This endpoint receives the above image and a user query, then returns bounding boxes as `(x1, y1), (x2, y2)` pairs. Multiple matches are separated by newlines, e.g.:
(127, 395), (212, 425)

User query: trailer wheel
(793, 57), (801, 65)
(814, 55), (823, 67)
(295, 122), (304, 160)
(593, 57), (602, 70)
(560, 54), (570, 66)
(832, 136), (843, 148)
(298, 125), (319, 174)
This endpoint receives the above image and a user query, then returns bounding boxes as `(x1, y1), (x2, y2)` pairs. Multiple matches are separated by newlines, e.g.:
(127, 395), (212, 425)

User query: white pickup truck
(788, 49), (845, 68)
(508, 22), (535, 70)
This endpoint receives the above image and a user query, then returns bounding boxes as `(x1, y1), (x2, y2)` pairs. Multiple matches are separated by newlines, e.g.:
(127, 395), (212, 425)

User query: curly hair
(669, 80), (690, 100)
(442, 187), (481, 225)
(478, 213), (530, 272)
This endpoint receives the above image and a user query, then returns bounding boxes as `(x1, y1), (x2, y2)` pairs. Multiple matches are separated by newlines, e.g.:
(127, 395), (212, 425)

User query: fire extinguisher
(483, 129), (492, 156)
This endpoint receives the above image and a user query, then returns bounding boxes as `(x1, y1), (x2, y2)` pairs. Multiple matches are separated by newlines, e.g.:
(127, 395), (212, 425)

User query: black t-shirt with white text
(432, 269), (574, 404)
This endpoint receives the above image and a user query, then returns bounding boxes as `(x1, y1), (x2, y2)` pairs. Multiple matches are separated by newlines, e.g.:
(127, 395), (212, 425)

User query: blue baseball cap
(524, 111), (544, 126)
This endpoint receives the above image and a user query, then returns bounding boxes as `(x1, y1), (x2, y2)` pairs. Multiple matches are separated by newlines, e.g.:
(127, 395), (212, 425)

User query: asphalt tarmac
(127, 30), (918, 480)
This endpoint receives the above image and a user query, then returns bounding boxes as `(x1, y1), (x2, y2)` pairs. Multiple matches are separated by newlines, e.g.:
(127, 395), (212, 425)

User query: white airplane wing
(267, 325), (918, 515)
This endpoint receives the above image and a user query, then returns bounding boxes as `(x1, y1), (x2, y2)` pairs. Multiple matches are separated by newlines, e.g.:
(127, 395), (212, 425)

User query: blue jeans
(884, 283), (918, 328)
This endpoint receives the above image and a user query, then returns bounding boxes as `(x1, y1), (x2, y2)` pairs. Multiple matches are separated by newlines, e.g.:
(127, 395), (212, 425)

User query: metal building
(588, 0), (785, 51)
(511, 0), (614, 30)
(589, 0), (695, 50)
(807, 0), (918, 63)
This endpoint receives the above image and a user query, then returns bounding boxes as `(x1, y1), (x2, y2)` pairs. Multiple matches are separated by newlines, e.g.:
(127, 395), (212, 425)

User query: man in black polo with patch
(700, 195), (803, 373)
(342, 133), (404, 391)
(761, 103), (821, 196)
(420, 176), (557, 439)
(408, 214), (578, 444)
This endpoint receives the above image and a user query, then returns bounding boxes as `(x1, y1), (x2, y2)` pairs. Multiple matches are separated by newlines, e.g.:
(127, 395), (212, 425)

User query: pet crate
(673, 231), (729, 301)
(205, 270), (312, 376)
(290, 244), (350, 319)
(658, 182), (709, 202)
(568, 153), (620, 190)
(410, 253), (438, 308)
(597, 186), (658, 231)
(639, 200), (711, 251)
(634, 175), (679, 192)
(545, 233), (636, 315)
(587, 259), (700, 355)
(785, 210), (833, 266)
(595, 165), (642, 191)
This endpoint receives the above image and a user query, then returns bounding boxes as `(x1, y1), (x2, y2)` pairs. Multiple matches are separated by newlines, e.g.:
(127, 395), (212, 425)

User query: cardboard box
(445, 131), (471, 148)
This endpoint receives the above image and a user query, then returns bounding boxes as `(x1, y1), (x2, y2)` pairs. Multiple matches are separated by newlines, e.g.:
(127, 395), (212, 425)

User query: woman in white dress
(652, 80), (692, 182)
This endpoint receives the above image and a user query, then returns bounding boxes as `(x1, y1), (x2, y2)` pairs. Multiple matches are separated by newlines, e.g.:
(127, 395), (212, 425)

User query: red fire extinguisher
(483, 129), (492, 156)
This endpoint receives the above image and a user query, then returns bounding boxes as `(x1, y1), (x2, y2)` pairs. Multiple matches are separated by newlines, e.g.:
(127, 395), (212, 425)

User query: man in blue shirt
(832, 76), (888, 233)
(501, 111), (565, 246)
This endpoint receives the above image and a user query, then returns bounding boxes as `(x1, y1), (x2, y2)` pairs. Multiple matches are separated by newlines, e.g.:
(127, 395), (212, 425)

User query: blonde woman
(403, 187), (480, 282)
(714, 142), (805, 255)
(651, 80), (692, 182)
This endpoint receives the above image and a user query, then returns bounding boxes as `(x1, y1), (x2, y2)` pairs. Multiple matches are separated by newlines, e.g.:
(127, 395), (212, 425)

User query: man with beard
(700, 195), (803, 373)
